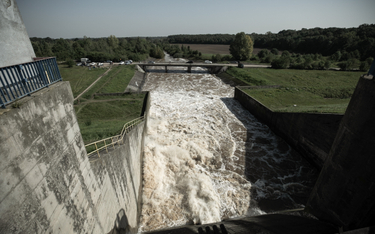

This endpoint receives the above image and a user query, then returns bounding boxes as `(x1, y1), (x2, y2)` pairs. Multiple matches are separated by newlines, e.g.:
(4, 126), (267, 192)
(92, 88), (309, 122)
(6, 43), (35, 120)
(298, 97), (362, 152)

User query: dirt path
(73, 66), (113, 101)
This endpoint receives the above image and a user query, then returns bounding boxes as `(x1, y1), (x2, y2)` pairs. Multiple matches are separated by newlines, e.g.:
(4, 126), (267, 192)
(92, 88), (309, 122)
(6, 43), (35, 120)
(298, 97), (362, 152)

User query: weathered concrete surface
(234, 87), (343, 169)
(89, 121), (145, 234)
(0, 0), (36, 67)
(125, 71), (148, 93)
(0, 81), (144, 233)
(307, 76), (375, 230)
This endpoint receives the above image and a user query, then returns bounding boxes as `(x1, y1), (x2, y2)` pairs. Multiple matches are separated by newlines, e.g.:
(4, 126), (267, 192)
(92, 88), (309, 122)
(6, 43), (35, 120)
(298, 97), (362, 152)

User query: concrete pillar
(0, 0), (36, 67)
(188, 66), (192, 73)
(165, 66), (168, 73)
(306, 76), (375, 230)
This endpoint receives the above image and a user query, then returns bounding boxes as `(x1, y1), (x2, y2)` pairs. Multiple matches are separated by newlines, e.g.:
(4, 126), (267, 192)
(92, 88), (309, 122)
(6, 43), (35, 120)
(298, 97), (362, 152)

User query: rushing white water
(138, 55), (317, 232)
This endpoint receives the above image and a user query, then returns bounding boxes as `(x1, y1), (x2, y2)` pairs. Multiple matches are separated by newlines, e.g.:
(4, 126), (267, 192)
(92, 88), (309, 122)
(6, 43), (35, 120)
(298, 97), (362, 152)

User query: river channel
(138, 55), (318, 232)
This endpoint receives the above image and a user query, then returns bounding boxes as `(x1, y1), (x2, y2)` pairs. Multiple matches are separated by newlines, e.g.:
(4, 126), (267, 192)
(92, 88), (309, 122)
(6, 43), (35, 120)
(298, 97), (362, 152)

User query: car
(148, 61), (155, 64)
(119, 61), (125, 65)
(106, 60), (112, 63)
(76, 63), (82, 66)
(186, 60), (193, 63)
(128, 60), (133, 63)
(98, 63), (103, 66)
(125, 61), (131, 65)
(205, 60), (212, 64)
(238, 63), (244, 68)
(91, 62), (96, 66)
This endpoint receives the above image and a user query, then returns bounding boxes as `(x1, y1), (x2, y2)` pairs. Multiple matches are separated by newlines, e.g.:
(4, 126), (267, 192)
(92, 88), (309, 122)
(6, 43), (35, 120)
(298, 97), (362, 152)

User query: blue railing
(0, 57), (62, 108)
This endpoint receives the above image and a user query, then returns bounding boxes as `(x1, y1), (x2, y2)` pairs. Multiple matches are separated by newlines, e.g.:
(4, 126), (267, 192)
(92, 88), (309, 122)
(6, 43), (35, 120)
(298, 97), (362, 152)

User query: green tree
(229, 32), (254, 61)
(271, 48), (279, 55)
(271, 57), (290, 69)
(107, 35), (119, 49)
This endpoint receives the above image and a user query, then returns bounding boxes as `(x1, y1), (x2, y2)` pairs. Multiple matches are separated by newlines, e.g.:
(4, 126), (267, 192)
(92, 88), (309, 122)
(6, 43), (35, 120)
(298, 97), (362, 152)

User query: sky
(16, 0), (375, 39)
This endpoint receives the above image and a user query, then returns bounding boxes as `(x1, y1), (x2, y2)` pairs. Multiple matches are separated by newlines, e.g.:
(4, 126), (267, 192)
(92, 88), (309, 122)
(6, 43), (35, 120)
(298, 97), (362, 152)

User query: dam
(2, 53), (375, 233)
(1, 1), (375, 232)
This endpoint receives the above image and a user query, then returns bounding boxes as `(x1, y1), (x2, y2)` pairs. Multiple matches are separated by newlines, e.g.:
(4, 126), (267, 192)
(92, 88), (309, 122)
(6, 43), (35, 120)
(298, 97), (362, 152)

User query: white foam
(138, 54), (316, 232)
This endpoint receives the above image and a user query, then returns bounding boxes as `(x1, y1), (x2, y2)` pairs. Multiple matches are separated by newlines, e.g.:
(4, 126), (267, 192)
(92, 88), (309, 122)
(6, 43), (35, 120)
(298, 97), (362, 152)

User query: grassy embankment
(60, 64), (145, 144)
(222, 67), (361, 114)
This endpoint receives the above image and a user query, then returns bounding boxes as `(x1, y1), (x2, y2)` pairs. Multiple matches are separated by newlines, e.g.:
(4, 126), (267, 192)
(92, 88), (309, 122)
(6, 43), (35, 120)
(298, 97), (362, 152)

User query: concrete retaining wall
(0, 0), (36, 67)
(0, 81), (144, 233)
(234, 86), (343, 169)
(307, 76), (375, 230)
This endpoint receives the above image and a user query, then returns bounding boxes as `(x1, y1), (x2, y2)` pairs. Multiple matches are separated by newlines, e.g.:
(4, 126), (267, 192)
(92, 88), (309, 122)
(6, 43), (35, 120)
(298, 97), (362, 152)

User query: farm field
(59, 64), (145, 144)
(222, 67), (361, 114)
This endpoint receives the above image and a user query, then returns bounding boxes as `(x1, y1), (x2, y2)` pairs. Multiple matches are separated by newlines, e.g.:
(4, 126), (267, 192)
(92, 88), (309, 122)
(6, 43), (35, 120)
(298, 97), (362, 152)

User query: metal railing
(85, 116), (145, 158)
(0, 57), (62, 108)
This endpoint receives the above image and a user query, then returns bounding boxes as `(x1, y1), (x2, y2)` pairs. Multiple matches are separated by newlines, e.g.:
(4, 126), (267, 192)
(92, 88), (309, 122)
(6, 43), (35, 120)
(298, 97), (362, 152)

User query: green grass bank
(60, 64), (145, 144)
(224, 67), (361, 114)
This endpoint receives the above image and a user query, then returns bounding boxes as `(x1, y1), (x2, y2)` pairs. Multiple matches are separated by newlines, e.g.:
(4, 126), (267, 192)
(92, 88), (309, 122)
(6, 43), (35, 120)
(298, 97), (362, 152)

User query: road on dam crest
(138, 55), (318, 232)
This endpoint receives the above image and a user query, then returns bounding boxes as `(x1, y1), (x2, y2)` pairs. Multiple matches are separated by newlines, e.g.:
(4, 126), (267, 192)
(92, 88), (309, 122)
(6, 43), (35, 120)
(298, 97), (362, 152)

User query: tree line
(167, 24), (375, 61)
(30, 35), (165, 62)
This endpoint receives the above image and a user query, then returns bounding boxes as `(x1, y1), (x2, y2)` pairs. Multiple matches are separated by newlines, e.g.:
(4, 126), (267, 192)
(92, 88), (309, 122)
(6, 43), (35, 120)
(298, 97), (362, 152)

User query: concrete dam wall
(234, 86), (343, 169)
(0, 81), (145, 233)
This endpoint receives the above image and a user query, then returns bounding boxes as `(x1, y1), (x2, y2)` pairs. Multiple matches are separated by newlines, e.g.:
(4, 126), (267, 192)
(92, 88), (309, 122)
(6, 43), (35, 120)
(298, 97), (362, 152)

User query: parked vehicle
(119, 61), (125, 65)
(76, 63), (82, 66)
(148, 61), (155, 64)
(125, 61), (131, 65)
(98, 63), (103, 66)
(205, 60), (212, 64)
(81, 58), (89, 65)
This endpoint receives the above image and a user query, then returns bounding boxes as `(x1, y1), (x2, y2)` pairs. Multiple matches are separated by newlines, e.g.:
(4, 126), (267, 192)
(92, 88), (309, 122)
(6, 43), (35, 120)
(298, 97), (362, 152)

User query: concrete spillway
(138, 57), (318, 232)
(2, 60), (374, 233)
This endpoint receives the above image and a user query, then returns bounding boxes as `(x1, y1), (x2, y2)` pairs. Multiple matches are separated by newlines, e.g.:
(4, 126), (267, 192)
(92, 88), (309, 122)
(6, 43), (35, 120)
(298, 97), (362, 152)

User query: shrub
(66, 59), (75, 68)
(359, 57), (374, 71)
(338, 58), (358, 71)
(271, 48), (279, 55)
(271, 57), (290, 69)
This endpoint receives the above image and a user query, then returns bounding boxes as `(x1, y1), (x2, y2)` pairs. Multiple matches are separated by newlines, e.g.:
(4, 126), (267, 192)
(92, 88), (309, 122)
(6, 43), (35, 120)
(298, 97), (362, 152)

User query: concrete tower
(0, 0), (36, 67)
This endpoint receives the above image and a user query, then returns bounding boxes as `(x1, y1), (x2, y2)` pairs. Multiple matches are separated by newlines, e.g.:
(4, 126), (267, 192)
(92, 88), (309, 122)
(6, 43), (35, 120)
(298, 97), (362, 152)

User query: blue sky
(16, 0), (375, 38)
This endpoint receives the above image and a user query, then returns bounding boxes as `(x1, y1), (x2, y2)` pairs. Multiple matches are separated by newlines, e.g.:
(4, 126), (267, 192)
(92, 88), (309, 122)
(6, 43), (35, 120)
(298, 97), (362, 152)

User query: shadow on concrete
(108, 209), (137, 234)
(220, 97), (319, 214)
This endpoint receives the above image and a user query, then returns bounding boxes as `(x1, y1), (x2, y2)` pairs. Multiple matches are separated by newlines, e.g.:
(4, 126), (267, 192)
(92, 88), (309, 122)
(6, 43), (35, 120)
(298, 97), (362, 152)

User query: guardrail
(85, 116), (145, 158)
(0, 57), (62, 108)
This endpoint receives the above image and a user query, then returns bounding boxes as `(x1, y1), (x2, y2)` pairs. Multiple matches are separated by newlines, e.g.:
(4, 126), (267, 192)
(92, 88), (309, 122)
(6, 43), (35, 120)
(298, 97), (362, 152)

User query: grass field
(74, 94), (145, 143)
(224, 67), (361, 114)
(79, 65), (136, 99)
(60, 64), (145, 144)
(59, 65), (108, 97)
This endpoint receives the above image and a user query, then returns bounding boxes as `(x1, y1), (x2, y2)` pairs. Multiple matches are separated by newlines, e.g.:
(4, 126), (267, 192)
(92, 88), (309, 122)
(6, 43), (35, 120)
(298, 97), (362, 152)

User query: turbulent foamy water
(138, 55), (318, 232)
